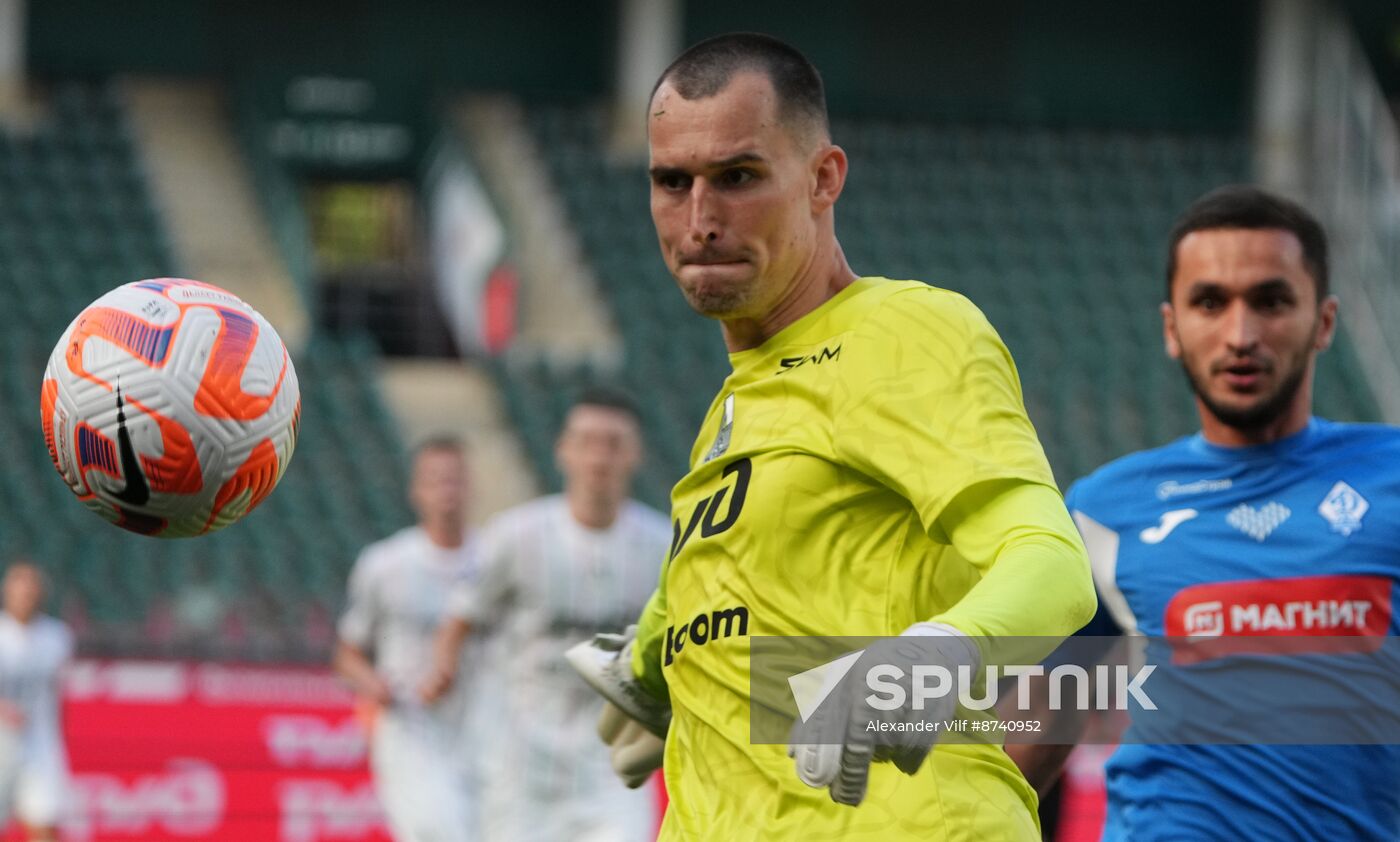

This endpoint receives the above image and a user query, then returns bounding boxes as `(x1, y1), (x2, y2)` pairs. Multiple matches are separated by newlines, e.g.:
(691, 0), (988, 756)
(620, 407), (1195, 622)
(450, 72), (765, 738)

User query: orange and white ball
(41, 279), (300, 537)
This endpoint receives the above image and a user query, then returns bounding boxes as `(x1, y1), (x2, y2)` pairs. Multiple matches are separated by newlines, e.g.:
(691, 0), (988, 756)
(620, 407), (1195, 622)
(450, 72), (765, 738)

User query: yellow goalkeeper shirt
(633, 277), (1094, 841)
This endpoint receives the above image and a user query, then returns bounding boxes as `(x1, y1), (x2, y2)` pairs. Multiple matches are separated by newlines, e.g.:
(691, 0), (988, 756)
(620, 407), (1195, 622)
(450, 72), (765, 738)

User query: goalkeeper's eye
(651, 170), (692, 193)
(716, 168), (757, 189)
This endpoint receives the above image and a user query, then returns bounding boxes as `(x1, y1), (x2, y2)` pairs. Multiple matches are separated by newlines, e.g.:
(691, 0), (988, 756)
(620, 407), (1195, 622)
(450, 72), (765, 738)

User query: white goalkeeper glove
(565, 625), (671, 739)
(787, 622), (980, 807)
(596, 700), (666, 788)
(567, 626), (670, 788)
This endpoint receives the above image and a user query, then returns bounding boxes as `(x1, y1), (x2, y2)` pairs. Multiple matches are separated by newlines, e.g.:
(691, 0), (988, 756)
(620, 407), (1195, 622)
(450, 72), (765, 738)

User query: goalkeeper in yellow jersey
(567, 32), (1096, 840)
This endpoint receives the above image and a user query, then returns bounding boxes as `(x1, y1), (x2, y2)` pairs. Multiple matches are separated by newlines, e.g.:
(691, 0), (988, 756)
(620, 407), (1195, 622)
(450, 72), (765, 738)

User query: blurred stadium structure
(0, 0), (1398, 838)
(4, 0), (1392, 661)
(1298, 2), (1400, 420)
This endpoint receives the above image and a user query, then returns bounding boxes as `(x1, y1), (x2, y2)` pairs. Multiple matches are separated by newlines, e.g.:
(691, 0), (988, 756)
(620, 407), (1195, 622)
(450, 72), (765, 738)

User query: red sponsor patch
(1164, 575), (1391, 663)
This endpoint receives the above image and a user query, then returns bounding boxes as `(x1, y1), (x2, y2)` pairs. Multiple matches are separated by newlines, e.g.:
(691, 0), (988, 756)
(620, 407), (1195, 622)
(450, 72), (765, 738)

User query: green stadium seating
(0, 83), (414, 662)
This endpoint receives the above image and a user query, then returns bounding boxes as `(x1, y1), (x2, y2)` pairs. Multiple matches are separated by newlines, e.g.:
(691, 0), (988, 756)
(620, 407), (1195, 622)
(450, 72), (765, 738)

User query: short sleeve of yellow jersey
(830, 285), (1056, 533)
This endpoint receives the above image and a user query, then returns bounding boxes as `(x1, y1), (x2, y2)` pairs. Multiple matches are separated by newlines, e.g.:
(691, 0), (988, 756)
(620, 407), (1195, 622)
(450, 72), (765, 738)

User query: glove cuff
(901, 621), (982, 673)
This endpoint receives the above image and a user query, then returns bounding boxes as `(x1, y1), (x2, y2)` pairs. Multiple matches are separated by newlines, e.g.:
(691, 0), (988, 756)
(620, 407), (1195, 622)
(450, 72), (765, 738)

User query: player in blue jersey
(1012, 185), (1400, 840)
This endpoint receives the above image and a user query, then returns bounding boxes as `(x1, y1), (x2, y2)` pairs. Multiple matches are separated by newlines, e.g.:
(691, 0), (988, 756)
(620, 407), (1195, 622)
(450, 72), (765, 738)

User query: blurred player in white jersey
(334, 437), (480, 842)
(431, 387), (670, 842)
(0, 562), (73, 842)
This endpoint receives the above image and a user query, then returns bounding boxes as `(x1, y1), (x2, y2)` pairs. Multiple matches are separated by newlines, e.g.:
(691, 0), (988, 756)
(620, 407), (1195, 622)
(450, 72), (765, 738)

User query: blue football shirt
(1067, 417), (1400, 841)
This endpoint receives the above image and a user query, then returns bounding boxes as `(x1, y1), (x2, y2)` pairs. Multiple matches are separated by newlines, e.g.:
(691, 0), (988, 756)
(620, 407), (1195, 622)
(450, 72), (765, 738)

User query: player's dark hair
(571, 385), (642, 426)
(1166, 185), (1330, 301)
(652, 32), (829, 140)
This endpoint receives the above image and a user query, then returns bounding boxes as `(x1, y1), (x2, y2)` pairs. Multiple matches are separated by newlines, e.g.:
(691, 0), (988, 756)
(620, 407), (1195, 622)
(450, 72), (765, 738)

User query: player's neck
(421, 520), (465, 549)
(1197, 398), (1313, 448)
(567, 493), (622, 531)
(4, 610), (35, 626)
(720, 241), (857, 353)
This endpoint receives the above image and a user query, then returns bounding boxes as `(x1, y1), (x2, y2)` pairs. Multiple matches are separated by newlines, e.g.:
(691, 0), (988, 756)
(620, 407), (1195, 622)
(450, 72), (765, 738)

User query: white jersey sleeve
(447, 516), (515, 629)
(337, 547), (383, 652)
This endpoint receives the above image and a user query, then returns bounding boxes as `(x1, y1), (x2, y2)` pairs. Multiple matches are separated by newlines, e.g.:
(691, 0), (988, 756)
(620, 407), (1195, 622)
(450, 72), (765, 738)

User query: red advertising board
(41, 660), (392, 842)
(1053, 743), (1112, 842)
(30, 659), (1094, 841)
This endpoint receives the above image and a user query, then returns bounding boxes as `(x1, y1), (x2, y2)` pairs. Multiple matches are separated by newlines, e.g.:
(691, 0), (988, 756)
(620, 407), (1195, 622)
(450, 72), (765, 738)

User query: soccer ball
(40, 279), (300, 537)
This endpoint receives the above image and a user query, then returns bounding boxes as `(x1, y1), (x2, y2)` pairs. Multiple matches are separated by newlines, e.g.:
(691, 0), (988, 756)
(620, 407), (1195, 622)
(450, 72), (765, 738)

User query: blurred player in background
(568, 33), (1095, 840)
(431, 387), (669, 842)
(0, 561), (73, 842)
(1016, 185), (1400, 839)
(333, 437), (480, 842)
